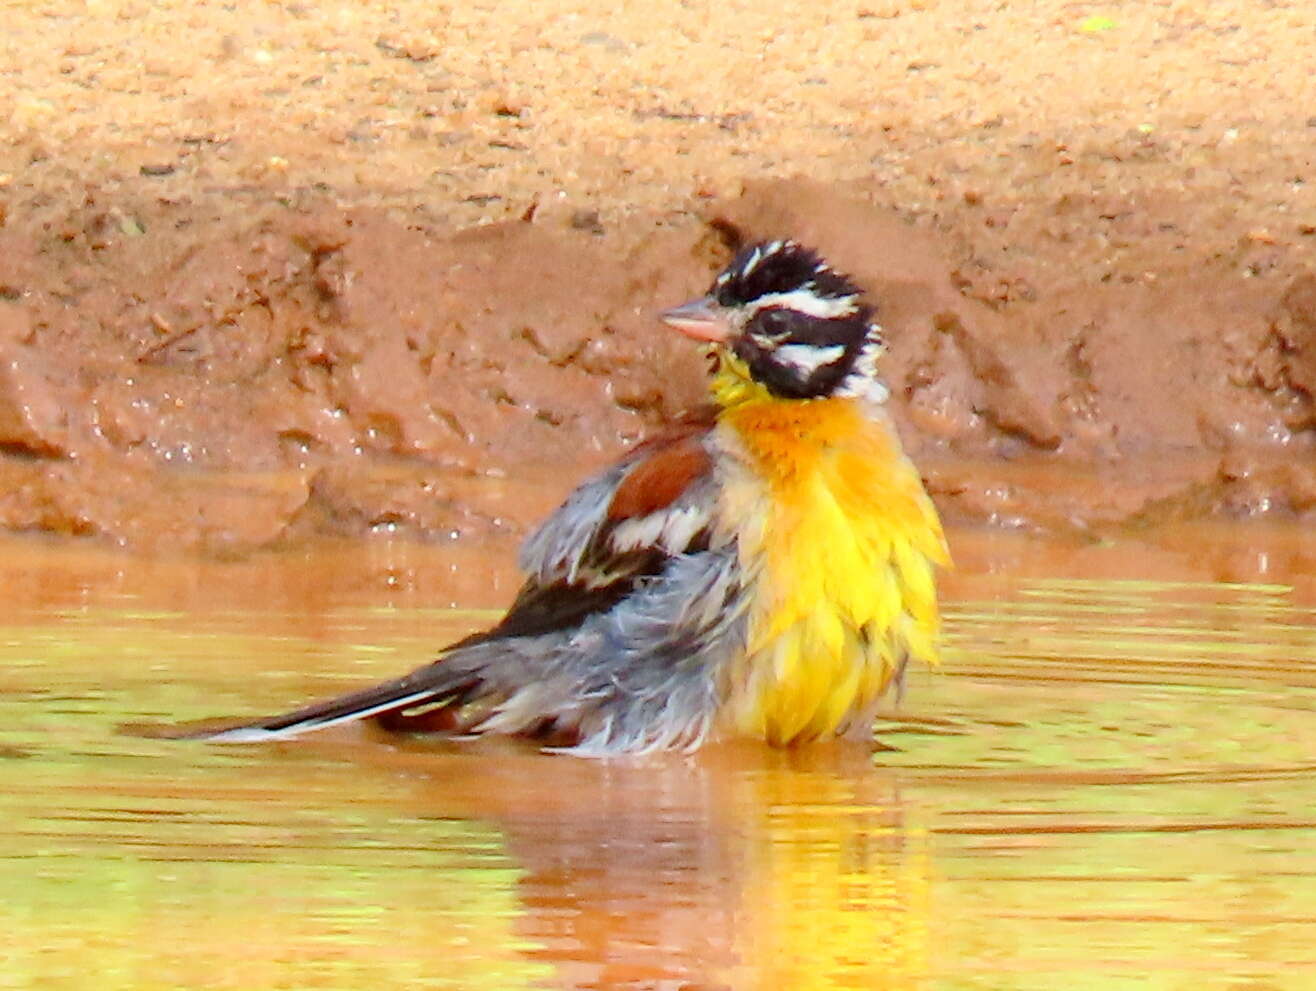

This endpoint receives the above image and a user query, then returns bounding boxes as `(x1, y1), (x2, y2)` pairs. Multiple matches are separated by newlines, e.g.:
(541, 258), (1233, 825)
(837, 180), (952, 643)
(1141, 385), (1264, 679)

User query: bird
(191, 239), (949, 755)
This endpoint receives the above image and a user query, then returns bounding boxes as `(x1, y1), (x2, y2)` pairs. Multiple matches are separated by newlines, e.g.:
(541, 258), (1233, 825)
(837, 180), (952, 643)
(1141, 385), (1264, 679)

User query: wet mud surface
(3, 1), (1316, 550)
(3, 179), (1313, 551)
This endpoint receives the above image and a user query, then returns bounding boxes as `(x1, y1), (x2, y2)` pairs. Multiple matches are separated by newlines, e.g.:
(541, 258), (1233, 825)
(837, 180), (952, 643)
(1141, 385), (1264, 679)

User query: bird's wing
(185, 424), (724, 744)
(483, 423), (722, 643)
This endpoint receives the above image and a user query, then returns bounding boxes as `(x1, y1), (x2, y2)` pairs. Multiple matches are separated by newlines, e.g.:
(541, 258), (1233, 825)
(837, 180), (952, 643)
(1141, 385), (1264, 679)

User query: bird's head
(661, 240), (887, 406)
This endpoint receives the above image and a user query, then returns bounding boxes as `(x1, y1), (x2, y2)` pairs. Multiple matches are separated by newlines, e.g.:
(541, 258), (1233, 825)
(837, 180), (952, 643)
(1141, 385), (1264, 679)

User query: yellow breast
(714, 396), (948, 745)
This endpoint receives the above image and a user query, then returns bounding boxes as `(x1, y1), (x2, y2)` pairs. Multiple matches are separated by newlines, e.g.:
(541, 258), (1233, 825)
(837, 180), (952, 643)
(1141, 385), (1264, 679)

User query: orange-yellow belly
(714, 397), (947, 745)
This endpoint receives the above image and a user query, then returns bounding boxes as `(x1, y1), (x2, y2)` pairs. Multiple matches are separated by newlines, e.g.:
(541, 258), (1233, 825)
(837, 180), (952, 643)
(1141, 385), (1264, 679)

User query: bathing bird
(193, 240), (948, 754)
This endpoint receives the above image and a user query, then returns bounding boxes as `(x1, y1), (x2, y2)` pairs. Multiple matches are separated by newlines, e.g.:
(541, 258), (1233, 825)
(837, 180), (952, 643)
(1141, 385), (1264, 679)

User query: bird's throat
(708, 350), (773, 410)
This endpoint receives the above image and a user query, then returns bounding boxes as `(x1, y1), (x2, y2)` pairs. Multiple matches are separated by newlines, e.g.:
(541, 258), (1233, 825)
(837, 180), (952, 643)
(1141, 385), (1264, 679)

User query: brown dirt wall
(2, 1), (1314, 551)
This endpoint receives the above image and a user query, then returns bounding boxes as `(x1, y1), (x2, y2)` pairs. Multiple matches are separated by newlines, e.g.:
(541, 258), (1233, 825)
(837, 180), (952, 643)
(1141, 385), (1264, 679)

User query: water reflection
(379, 742), (931, 990)
(2, 526), (1315, 989)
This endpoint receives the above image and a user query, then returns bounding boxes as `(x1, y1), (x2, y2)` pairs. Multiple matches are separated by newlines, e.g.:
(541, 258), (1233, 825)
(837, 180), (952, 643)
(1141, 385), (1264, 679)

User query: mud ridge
(0, 179), (1312, 551)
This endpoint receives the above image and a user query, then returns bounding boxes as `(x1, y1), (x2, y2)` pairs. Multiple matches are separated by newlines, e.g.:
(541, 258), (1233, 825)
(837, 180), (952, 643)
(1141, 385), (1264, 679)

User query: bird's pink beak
(660, 296), (731, 343)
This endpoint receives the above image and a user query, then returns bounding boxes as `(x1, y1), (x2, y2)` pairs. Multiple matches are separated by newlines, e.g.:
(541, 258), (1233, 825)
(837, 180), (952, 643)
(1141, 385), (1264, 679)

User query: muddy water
(3, 526), (1315, 991)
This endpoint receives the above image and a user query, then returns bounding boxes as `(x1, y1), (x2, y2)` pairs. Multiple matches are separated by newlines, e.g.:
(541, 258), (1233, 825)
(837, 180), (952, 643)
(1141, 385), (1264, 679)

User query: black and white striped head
(661, 240), (887, 402)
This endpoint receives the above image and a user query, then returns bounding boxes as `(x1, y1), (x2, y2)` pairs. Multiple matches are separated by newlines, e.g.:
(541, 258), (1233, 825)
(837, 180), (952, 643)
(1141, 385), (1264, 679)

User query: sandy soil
(1, 0), (1314, 551)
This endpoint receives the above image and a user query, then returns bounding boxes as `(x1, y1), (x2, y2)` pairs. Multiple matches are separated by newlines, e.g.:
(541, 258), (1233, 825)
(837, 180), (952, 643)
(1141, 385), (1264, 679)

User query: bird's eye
(748, 308), (798, 345)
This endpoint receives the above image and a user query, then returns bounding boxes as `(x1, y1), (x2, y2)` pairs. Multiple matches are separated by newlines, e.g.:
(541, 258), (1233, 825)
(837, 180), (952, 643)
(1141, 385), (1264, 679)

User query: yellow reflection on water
(721, 753), (933, 991)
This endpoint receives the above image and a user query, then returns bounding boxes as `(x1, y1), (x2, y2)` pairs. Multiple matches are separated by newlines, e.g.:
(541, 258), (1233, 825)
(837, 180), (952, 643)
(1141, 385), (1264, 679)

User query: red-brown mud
(714, 180), (1316, 533)
(0, 201), (716, 548)
(3, 2), (1314, 551)
(1, 178), (1314, 550)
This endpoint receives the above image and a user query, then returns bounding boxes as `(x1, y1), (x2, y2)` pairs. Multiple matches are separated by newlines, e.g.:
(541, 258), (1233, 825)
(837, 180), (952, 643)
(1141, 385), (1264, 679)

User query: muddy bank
(0, 178), (1312, 550)
(0, 198), (713, 548)
(714, 180), (1316, 533)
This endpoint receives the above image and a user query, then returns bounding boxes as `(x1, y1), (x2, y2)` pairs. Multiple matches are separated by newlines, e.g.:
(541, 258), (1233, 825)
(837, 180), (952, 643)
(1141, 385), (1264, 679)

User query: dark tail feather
(178, 665), (476, 743)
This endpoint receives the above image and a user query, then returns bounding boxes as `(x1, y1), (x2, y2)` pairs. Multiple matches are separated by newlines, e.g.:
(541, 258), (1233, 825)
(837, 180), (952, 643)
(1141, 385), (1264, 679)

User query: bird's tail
(176, 664), (479, 743)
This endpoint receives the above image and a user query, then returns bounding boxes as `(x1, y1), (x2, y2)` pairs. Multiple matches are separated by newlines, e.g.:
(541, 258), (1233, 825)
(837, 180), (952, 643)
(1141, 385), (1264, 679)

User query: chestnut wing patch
(484, 431), (718, 644)
(607, 435), (712, 521)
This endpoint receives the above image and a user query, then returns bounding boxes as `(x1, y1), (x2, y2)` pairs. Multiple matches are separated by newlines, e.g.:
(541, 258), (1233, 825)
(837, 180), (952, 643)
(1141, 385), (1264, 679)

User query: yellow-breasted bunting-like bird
(192, 240), (948, 754)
